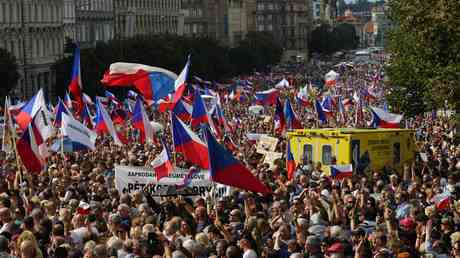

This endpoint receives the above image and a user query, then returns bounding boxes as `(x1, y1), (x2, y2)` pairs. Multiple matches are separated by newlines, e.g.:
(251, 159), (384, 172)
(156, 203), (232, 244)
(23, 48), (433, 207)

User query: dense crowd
(0, 59), (459, 258)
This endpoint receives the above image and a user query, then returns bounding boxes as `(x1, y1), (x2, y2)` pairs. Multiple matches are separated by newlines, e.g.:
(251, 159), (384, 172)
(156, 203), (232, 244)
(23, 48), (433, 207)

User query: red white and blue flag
(331, 164), (353, 180)
(132, 97), (154, 143)
(286, 141), (296, 180)
(101, 62), (178, 102)
(432, 192), (451, 210)
(95, 99), (124, 146)
(171, 115), (209, 169)
(315, 99), (328, 124)
(255, 89), (279, 106)
(152, 145), (174, 181)
(205, 128), (270, 194)
(54, 98), (73, 127)
(171, 56), (191, 108)
(370, 106), (403, 128)
(274, 98), (286, 134)
(191, 89), (209, 128)
(172, 99), (193, 122)
(284, 99), (302, 130)
(68, 46), (84, 115)
(16, 122), (44, 174)
(14, 89), (46, 130)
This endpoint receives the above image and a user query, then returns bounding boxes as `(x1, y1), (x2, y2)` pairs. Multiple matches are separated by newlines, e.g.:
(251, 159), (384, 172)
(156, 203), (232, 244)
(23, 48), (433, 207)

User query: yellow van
(287, 128), (416, 173)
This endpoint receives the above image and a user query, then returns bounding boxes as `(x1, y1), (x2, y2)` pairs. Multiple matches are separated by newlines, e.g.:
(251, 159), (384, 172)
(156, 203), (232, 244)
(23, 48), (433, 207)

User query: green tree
(309, 23), (358, 54)
(0, 48), (19, 100)
(387, 0), (460, 114)
(230, 32), (283, 74)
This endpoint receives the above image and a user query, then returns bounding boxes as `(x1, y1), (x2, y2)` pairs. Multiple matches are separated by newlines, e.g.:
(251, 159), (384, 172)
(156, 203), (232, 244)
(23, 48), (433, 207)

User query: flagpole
(168, 110), (176, 166)
(4, 96), (24, 189)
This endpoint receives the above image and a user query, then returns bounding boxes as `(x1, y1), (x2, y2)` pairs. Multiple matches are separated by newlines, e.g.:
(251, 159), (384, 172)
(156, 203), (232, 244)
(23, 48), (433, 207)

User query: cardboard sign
(257, 135), (279, 153)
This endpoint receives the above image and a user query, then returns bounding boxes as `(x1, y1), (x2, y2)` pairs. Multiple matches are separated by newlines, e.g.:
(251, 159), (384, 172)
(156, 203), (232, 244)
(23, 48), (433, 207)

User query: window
(322, 145), (332, 165)
(303, 144), (313, 163)
(393, 143), (400, 164)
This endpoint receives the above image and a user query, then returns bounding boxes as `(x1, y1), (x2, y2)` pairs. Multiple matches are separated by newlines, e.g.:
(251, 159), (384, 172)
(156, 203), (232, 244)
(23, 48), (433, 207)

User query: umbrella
(152, 185), (200, 197)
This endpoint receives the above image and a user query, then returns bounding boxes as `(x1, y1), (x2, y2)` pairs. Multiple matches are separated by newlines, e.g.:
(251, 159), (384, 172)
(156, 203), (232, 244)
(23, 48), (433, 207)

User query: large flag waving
(274, 98), (286, 134)
(286, 141), (296, 180)
(152, 144), (174, 181)
(15, 89), (45, 130)
(101, 62), (177, 102)
(55, 98), (73, 127)
(315, 99), (327, 124)
(255, 89), (279, 106)
(171, 56), (191, 108)
(132, 97), (154, 143)
(68, 46), (84, 115)
(331, 164), (353, 180)
(370, 106), (403, 128)
(190, 89), (209, 128)
(95, 99), (124, 146)
(171, 115), (209, 169)
(205, 129), (271, 194)
(16, 122), (44, 174)
(61, 112), (97, 150)
(284, 99), (302, 130)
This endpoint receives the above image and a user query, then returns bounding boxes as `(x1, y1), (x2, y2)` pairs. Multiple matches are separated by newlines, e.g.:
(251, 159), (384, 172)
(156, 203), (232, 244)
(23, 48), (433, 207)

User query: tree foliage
(0, 48), (19, 100)
(52, 33), (282, 98)
(387, 0), (460, 115)
(309, 23), (359, 54)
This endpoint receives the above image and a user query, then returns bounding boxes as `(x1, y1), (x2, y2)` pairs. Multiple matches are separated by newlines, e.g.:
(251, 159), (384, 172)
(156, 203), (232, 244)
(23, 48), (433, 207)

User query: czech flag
(94, 99), (124, 146)
(255, 89), (279, 106)
(325, 70), (339, 86)
(286, 141), (296, 180)
(205, 128), (271, 194)
(191, 89), (209, 128)
(132, 97), (154, 143)
(64, 92), (73, 110)
(82, 93), (94, 106)
(315, 100), (327, 124)
(284, 99), (302, 130)
(274, 98), (286, 134)
(171, 56), (191, 108)
(105, 90), (121, 107)
(81, 103), (93, 129)
(68, 46), (84, 115)
(171, 115), (209, 169)
(321, 95), (335, 116)
(16, 122), (44, 174)
(370, 106), (403, 128)
(101, 62), (178, 102)
(330, 164), (353, 180)
(14, 89), (45, 130)
(152, 145), (174, 181)
(432, 192), (451, 210)
(172, 100), (193, 122)
(54, 98), (73, 127)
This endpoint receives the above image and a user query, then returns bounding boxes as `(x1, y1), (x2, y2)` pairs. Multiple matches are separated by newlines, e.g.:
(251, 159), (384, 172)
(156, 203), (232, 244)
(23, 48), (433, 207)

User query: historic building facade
(255, 0), (311, 61)
(114, 0), (183, 38)
(75, 0), (114, 48)
(181, 0), (256, 48)
(0, 0), (65, 99)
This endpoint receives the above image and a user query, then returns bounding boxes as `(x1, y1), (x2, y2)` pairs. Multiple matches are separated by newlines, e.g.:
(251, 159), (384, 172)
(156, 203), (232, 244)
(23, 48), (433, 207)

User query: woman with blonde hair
(16, 232), (43, 258)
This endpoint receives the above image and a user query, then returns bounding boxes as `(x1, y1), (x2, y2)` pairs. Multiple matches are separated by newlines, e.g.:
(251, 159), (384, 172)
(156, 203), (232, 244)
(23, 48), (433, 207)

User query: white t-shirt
(243, 249), (258, 258)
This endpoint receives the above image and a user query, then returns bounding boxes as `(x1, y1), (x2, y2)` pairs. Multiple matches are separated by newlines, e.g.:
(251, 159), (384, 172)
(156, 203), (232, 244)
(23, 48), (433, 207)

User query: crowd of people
(0, 57), (459, 258)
